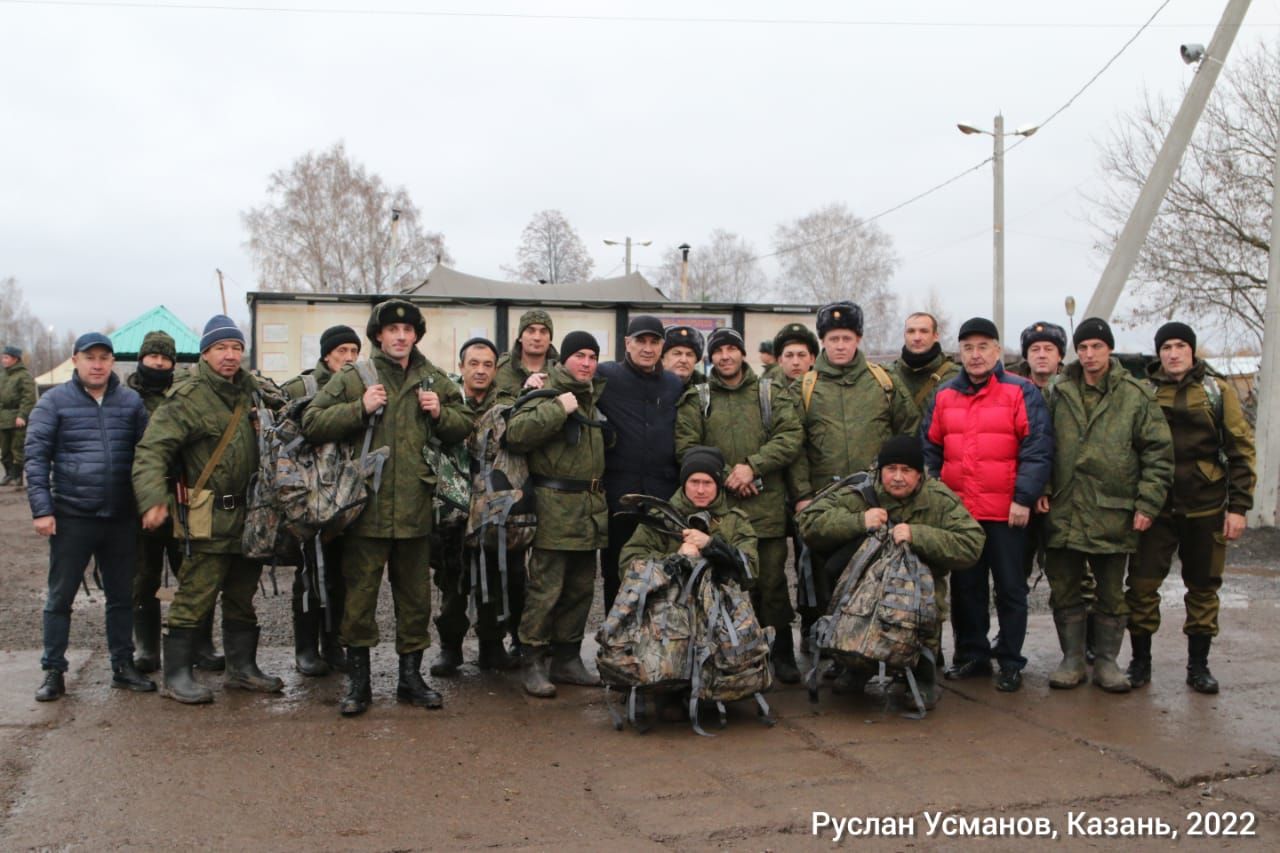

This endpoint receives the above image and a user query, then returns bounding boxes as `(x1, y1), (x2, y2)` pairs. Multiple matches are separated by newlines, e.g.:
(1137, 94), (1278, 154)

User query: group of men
(17, 293), (1255, 717)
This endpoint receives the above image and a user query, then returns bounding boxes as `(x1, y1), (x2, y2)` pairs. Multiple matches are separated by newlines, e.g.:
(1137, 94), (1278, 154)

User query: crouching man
(797, 436), (985, 708)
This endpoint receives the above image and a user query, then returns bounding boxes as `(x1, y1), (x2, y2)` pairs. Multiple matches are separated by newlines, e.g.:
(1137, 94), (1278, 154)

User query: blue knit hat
(2, 345), (21, 359)
(200, 314), (245, 352)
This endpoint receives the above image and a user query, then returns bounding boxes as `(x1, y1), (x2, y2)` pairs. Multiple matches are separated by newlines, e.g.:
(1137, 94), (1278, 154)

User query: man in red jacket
(921, 317), (1053, 692)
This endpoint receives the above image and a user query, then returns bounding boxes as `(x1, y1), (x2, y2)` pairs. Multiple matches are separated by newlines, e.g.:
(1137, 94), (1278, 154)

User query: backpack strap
(866, 361), (895, 402)
(353, 359), (379, 390)
(302, 373), (318, 398)
(697, 383), (711, 418)
(801, 370), (817, 411)
(758, 376), (773, 432)
(911, 371), (943, 409)
(351, 360), (386, 491)
(192, 397), (247, 495)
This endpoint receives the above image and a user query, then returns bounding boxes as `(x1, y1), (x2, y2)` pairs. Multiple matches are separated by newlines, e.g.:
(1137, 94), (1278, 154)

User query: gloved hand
(701, 534), (744, 585)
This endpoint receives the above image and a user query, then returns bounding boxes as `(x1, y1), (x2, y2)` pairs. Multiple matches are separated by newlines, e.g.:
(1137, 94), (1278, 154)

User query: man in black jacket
(25, 333), (154, 701)
(596, 315), (685, 612)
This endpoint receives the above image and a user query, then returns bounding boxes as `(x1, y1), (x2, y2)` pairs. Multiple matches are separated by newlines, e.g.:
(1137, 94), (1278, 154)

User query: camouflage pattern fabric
(596, 557), (695, 692)
(690, 572), (774, 703)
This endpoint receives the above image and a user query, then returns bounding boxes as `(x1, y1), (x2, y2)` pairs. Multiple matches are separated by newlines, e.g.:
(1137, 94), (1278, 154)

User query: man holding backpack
(303, 299), (472, 717)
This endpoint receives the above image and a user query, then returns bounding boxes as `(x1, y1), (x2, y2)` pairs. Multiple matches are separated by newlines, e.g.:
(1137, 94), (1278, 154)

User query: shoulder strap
(697, 383), (711, 418)
(866, 362), (894, 400)
(192, 397), (247, 494)
(302, 374), (318, 397)
(758, 377), (772, 431)
(354, 359), (379, 389)
(801, 370), (817, 411)
(912, 373), (941, 409)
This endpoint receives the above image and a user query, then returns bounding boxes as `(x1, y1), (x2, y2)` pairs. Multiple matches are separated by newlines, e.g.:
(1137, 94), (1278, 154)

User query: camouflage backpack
(424, 374), (471, 529)
(688, 569), (775, 734)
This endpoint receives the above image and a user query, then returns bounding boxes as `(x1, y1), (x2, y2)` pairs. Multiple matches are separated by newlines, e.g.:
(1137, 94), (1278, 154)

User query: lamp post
(45, 324), (54, 375)
(678, 243), (691, 301)
(958, 115), (1039, 340)
(603, 237), (652, 275)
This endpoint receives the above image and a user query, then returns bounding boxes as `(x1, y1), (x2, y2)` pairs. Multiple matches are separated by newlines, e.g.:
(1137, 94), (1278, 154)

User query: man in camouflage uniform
(133, 315), (284, 704)
(1, 345), (37, 487)
(304, 299), (472, 716)
(676, 327), (804, 682)
(798, 435), (985, 709)
(506, 331), (609, 698)
(773, 323), (818, 389)
(1126, 322), (1256, 694)
(1038, 318), (1173, 694)
(495, 309), (557, 396)
(661, 325), (705, 387)
(759, 340), (781, 382)
(887, 312), (959, 415)
(430, 337), (520, 678)
(279, 324), (361, 677)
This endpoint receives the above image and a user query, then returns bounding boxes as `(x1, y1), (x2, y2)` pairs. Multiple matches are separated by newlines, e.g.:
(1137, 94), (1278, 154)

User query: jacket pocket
(1095, 493), (1135, 511)
(1195, 458), (1225, 484)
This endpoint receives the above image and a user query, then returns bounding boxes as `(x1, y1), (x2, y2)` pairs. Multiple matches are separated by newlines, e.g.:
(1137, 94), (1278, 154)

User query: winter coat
(887, 348), (960, 414)
(1045, 359), (1174, 553)
(922, 362), (1053, 522)
(494, 343), (558, 397)
(0, 361), (37, 428)
(25, 372), (147, 519)
(302, 347), (471, 539)
(596, 357), (684, 511)
(616, 489), (759, 586)
(126, 370), (175, 416)
(280, 360), (334, 402)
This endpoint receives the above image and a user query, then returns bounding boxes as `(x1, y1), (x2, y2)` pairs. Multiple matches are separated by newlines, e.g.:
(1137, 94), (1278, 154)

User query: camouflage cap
(139, 330), (177, 361)
(517, 309), (554, 340)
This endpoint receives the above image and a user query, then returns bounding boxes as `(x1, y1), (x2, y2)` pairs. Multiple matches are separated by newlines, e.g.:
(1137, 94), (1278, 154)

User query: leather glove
(701, 534), (744, 585)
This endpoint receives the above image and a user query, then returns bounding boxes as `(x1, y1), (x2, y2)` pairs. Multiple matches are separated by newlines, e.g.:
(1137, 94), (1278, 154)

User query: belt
(215, 494), (245, 510)
(532, 475), (604, 494)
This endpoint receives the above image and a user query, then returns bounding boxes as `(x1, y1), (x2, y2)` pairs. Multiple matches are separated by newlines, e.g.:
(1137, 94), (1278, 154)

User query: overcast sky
(3, 0), (1278, 352)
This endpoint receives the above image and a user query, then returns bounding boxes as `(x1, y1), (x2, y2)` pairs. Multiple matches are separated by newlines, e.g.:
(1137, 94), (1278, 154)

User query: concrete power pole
(1248, 146), (1280, 528)
(992, 114), (1006, 340)
(1083, 0), (1252, 322)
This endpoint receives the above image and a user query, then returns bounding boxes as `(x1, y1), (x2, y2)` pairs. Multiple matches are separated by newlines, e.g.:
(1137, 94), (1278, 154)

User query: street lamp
(603, 237), (652, 275)
(957, 114), (1039, 340)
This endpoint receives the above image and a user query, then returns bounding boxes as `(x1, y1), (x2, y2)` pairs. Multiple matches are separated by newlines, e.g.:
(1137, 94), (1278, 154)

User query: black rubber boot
(1186, 634), (1219, 694)
(132, 600), (162, 674)
(292, 591), (330, 677)
(1127, 631), (1152, 688)
(321, 627), (348, 674)
(222, 623), (284, 693)
(162, 628), (214, 704)
(521, 645), (556, 698)
(396, 651), (443, 709)
(1085, 611), (1098, 665)
(112, 659), (157, 692)
(193, 610), (225, 672)
(772, 627), (801, 685)
(549, 642), (600, 686)
(340, 647), (372, 716)
(35, 670), (65, 702)
(429, 642), (464, 677)
(477, 637), (518, 671)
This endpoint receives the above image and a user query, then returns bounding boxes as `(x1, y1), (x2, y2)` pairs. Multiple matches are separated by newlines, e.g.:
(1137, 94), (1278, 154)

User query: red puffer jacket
(921, 364), (1053, 522)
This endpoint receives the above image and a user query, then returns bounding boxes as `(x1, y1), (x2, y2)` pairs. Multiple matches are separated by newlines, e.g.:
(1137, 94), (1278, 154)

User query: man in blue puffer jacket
(24, 332), (154, 701)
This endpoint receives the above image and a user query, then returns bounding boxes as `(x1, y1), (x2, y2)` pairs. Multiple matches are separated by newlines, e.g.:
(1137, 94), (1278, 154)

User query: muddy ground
(0, 484), (1277, 851)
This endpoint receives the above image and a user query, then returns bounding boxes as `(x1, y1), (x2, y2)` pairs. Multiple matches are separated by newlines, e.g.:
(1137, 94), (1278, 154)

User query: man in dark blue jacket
(596, 315), (685, 612)
(25, 332), (154, 701)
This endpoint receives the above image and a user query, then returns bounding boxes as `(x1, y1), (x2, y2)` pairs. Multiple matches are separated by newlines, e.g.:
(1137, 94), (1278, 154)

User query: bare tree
(242, 141), (451, 294)
(502, 210), (595, 284)
(1090, 40), (1278, 349)
(652, 230), (769, 303)
(773, 202), (900, 350)
(0, 277), (35, 351)
(923, 288), (956, 350)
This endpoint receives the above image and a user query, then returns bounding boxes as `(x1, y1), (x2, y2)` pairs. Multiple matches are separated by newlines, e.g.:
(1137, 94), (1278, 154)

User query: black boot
(35, 670), (65, 702)
(162, 628), (214, 704)
(1085, 611), (1098, 665)
(1127, 631), (1152, 688)
(397, 650), (443, 709)
(112, 659), (157, 692)
(772, 627), (801, 685)
(429, 642), (464, 677)
(222, 622), (283, 693)
(11, 472), (23, 489)
(339, 646), (371, 716)
(193, 610), (225, 671)
(0, 471), (13, 487)
(132, 600), (162, 674)
(1186, 634), (1219, 694)
(477, 637), (518, 671)
(292, 592), (330, 677)
(321, 628), (348, 673)
(549, 642), (600, 686)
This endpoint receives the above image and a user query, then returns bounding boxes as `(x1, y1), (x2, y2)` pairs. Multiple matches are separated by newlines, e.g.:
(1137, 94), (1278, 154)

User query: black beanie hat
(458, 336), (498, 363)
(1154, 321), (1196, 353)
(877, 435), (924, 473)
(663, 325), (704, 359)
(1072, 317), (1115, 350)
(1019, 321), (1067, 359)
(680, 445), (726, 488)
(320, 325), (361, 359)
(560, 330), (600, 359)
(706, 327), (745, 356)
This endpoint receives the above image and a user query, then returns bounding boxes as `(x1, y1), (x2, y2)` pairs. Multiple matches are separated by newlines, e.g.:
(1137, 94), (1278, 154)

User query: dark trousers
(600, 513), (639, 615)
(434, 525), (522, 645)
(43, 514), (136, 672)
(951, 521), (1028, 671)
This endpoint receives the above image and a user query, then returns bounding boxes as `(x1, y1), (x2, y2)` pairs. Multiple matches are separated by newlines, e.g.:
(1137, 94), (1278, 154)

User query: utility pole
(679, 243), (691, 302)
(604, 236), (652, 275)
(993, 114), (1005, 339)
(1247, 143), (1280, 528)
(1083, 0), (1252, 321)
(387, 208), (402, 292)
(216, 268), (227, 315)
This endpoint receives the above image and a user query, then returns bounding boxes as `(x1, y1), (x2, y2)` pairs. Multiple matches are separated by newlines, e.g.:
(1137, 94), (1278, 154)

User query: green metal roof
(109, 305), (202, 359)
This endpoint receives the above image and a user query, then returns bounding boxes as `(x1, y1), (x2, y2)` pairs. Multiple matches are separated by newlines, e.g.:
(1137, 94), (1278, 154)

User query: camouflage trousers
(1025, 514), (1095, 604)
(0, 427), (24, 473)
(753, 537), (794, 631)
(167, 550), (262, 629)
(1127, 512), (1225, 638)
(1045, 549), (1128, 618)
(433, 523), (522, 645)
(341, 535), (431, 654)
(518, 548), (596, 648)
(133, 532), (182, 609)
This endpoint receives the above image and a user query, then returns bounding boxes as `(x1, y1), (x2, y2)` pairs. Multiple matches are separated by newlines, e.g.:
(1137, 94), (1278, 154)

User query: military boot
(429, 642), (463, 677)
(1085, 612), (1098, 665)
(132, 600), (162, 674)
(0, 471), (13, 487)
(549, 642), (600, 686)
(1127, 631), (1152, 688)
(9, 473), (24, 489)
(193, 610), (225, 671)
(35, 670), (65, 702)
(222, 623), (284, 693)
(339, 647), (371, 716)
(396, 651), (443, 709)
(321, 627), (348, 674)
(521, 645), (556, 698)
(832, 663), (871, 696)
(477, 637), (518, 671)
(1090, 613), (1131, 693)
(162, 628), (214, 704)
(112, 659), (157, 692)
(1048, 605), (1089, 689)
(910, 652), (941, 710)
(1186, 634), (1219, 694)
(292, 592), (330, 677)
(772, 628), (801, 685)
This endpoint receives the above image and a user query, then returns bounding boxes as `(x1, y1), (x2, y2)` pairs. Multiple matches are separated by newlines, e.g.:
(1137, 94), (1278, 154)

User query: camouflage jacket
(494, 342), (558, 397)
(791, 350), (920, 499)
(616, 489), (759, 587)
(0, 362), (37, 428)
(1046, 359), (1174, 553)
(797, 475), (984, 579)
(1147, 359), (1256, 517)
(504, 363), (609, 551)
(887, 349), (960, 414)
(302, 347), (471, 539)
(280, 360), (334, 402)
(674, 363), (803, 538)
(1007, 360), (1061, 401)
(125, 370), (174, 416)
